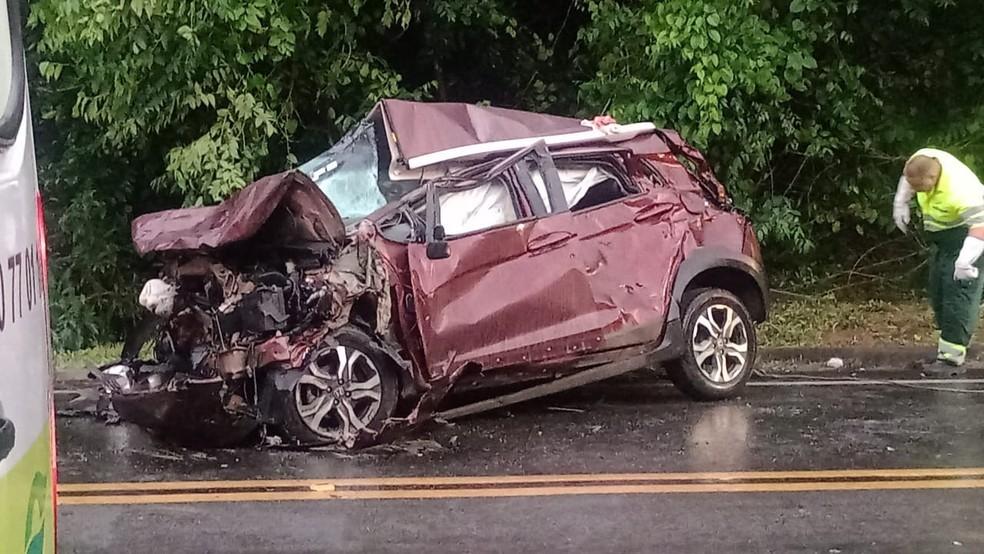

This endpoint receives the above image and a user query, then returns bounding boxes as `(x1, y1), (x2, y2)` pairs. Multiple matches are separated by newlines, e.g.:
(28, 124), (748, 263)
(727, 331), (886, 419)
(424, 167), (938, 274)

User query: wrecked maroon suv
(103, 100), (767, 448)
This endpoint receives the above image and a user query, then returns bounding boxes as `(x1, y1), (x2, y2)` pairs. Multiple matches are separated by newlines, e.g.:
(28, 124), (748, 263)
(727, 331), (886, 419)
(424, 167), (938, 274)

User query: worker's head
(904, 155), (943, 192)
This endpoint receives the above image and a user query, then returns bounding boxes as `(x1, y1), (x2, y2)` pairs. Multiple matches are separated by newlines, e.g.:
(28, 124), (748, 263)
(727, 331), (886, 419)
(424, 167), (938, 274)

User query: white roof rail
(406, 122), (657, 169)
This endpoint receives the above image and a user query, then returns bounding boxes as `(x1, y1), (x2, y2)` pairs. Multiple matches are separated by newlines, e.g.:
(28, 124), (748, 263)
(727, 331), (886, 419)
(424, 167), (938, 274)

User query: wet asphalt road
(56, 368), (984, 553)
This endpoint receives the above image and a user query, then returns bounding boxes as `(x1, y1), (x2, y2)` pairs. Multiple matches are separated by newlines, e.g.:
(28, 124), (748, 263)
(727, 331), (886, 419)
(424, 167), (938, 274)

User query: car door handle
(527, 231), (575, 254)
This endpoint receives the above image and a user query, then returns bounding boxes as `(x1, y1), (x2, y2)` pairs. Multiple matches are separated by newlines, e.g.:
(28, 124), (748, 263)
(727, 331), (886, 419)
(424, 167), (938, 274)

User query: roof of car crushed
(376, 99), (676, 164)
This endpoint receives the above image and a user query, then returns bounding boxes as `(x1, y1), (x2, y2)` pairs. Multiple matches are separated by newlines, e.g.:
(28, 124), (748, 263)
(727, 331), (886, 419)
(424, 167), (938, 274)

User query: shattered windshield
(299, 120), (388, 221)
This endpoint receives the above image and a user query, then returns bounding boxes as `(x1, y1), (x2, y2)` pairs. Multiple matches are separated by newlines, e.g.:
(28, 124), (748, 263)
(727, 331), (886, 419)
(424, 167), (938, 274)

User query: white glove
(954, 235), (984, 281)
(893, 176), (914, 233)
(954, 264), (979, 281)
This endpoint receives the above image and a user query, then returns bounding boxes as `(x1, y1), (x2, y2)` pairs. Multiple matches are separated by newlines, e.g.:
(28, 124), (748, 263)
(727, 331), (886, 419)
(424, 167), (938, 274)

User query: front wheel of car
(665, 288), (757, 401)
(278, 327), (399, 447)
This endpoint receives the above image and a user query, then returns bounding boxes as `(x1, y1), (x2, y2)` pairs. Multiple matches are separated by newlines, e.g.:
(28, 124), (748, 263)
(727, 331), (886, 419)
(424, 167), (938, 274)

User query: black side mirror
(0, 415), (14, 462)
(426, 224), (450, 260)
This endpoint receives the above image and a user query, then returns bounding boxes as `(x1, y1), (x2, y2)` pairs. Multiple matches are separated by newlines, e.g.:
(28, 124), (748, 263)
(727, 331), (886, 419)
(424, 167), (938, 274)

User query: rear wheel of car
(279, 327), (399, 447)
(666, 288), (757, 400)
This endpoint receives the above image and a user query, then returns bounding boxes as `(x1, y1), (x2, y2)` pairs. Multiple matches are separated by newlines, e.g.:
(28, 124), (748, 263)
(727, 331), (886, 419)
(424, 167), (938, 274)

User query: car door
(534, 153), (690, 352)
(406, 144), (609, 378)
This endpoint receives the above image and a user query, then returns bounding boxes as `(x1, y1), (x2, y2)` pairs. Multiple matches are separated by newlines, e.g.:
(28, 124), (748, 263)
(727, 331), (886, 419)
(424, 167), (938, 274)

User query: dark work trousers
(927, 227), (984, 364)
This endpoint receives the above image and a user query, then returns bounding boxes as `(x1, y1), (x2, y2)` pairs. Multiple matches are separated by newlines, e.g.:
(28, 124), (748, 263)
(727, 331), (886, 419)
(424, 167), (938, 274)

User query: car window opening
(531, 162), (638, 212)
(378, 152), (647, 243)
(438, 176), (520, 236)
(300, 116), (424, 223)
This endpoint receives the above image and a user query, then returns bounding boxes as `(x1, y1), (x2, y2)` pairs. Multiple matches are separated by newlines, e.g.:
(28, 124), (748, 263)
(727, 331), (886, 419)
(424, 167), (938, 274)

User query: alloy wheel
(691, 304), (749, 384)
(294, 344), (383, 441)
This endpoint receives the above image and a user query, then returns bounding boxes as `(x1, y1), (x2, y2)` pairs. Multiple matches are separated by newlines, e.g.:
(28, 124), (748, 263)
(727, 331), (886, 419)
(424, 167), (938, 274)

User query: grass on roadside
(55, 343), (123, 373)
(760, 293), (946, 348)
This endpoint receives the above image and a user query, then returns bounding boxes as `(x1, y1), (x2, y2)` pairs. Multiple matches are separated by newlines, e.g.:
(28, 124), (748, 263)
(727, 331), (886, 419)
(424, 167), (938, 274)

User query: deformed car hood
(131, 171), (345, 255)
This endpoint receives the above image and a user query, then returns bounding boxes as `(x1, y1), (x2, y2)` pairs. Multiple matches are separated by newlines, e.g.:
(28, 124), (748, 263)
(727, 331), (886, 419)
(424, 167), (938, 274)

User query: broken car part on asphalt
(102, 100), (768, 449)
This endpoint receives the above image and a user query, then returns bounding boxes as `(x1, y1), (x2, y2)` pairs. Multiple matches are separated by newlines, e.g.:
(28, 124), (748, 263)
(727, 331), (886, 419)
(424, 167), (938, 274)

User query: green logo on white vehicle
(0, 426), (54, 554)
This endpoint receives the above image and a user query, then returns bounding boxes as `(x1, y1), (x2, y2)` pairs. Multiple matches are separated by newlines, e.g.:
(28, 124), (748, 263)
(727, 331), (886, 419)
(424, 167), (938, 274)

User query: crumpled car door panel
(407, 212), (611, 379)
(406, 146), (613, 378)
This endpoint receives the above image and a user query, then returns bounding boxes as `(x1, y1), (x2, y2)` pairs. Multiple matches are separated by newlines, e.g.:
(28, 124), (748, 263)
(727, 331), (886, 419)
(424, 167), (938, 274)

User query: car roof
(375, 99), (672, 172)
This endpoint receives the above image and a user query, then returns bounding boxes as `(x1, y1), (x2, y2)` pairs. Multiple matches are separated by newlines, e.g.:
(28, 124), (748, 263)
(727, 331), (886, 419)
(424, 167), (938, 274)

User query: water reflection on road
(688, 404), (752, 469)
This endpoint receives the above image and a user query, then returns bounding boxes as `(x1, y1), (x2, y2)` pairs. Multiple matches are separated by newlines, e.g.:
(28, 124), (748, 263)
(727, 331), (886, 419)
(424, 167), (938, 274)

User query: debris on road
(547, 406), (586, 413)
(309, 438), (446, 457)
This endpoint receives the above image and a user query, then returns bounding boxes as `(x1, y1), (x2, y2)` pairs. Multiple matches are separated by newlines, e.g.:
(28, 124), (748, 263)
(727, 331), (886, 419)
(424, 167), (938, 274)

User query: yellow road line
(58, 478), (984, 506)
(58, 467), (984, 493)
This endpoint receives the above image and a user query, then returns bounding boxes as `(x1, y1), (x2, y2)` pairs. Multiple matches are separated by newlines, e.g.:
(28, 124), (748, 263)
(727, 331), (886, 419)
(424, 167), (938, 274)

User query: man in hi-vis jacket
(894, 149), (984, 375)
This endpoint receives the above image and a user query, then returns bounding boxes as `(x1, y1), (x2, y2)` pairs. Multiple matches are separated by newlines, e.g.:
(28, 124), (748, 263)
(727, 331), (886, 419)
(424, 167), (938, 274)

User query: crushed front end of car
(102, 171), (397, 448)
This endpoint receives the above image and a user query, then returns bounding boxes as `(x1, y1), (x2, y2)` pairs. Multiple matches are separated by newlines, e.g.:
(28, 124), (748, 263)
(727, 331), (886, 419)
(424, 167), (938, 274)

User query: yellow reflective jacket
(913, 148), (984, 232)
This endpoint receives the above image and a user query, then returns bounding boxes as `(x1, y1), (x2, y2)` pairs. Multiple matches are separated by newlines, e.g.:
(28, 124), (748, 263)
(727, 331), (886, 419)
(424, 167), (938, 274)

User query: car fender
(671, 246), (769, 322)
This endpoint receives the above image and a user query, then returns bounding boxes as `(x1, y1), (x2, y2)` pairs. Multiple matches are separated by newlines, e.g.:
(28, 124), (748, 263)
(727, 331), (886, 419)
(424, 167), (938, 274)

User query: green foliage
(30, 0), (409, 204)
(30, 0), (578, 349)
(55, 343), (124, 374)
(35, 119), (157, 350)
(26, 0), (984, 349)
(30, 0), (414, 347)
(578, 0), (984, 262)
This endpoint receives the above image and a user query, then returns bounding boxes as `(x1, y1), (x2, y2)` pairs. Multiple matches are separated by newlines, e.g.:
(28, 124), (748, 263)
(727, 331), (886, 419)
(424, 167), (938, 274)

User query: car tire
(665, 288), (757, 401)
(278, 326), (399, 447)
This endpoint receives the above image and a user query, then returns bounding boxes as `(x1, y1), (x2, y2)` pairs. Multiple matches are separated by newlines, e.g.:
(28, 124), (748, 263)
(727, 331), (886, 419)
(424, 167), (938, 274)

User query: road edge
(54, 345), (968, 388)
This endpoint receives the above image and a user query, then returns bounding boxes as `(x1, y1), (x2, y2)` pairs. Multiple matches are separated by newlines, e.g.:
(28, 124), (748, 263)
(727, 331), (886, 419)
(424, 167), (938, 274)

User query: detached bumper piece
(111, 377), (260, 449)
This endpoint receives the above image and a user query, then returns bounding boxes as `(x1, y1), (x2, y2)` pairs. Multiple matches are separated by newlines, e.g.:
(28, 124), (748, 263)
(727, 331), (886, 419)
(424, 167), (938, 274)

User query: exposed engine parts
(104, 209), (393, 449)
(155, 254), (332, 378)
